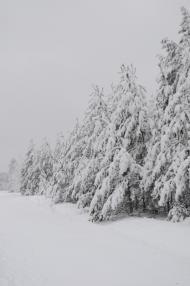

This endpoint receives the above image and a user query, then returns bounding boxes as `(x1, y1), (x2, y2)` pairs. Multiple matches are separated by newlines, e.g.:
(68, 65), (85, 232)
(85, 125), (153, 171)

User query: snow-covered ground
(0, 192), (190, 286)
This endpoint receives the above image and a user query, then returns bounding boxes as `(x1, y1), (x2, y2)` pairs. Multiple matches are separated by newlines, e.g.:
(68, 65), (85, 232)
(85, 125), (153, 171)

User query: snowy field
(0, 192), (190, 286)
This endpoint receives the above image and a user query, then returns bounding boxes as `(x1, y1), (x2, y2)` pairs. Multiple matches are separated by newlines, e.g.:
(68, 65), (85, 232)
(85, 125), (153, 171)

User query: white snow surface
(0, 191), (190, 286)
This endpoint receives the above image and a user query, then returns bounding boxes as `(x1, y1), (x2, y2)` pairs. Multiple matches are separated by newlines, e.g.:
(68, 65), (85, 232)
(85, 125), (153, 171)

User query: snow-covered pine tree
(53, 133), (65, 164)
(143, 7), (190, 221)
(140, 94), (161, 212)
(49, 133), (66, 198)
(179, 6), (190, 47)
(51, 119), (86, 203)
(89, 65), (151, 221)
(69, 86), (110, 208)
(20, 140), (41, 195)
(38, 139), (53, 196)
(52, 86), (110, 206)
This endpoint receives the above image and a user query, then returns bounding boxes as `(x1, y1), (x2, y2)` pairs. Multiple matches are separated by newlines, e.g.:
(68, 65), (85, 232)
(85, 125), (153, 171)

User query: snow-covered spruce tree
(52, 87), (110, 206)
(142, 7), (190, 221)
(38, 139), (54, 196)
(8, 158), (20, 192)
(50, 133), (69, 202)
(20, 141), (41, 195)
(51, 119), (86, 203)
(89, 65), (151, 221)
(142, 36), (182, 209)
(49, 133), (65, 197)
(140, 94), (161, 213)
(53, 133), (65, 165)
(70, 86), (110, 209)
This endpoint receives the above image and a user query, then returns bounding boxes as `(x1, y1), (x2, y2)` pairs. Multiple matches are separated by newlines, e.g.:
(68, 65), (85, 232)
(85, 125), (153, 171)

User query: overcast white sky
(0, 0), (189, 172)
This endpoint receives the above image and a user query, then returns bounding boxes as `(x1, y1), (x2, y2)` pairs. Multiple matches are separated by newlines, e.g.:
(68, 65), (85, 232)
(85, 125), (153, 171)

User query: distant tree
(38, 139), (53, 195)
(20, 141), (41, 195)
(51, 119), (85, 203)
(0, 173), (9, 191)
(8, 158), (20, 192)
